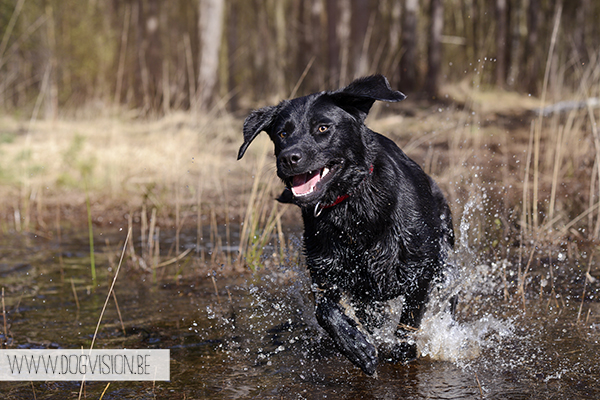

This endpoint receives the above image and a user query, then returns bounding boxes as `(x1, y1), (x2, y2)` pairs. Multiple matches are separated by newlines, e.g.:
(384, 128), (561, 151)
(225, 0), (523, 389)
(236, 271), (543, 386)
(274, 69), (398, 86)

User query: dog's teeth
(292, 186), (314, 197)
(322, 167), (330, 178)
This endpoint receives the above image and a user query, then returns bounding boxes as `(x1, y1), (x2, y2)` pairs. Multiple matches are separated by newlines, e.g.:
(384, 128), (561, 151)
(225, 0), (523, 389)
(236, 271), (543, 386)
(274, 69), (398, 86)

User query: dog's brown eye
(318, 125), (329, 133)
(278, 131), (287, 139)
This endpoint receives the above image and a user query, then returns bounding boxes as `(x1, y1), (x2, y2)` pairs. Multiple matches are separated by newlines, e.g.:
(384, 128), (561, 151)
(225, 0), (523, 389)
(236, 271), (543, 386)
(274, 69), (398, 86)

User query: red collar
(314, 164), (373, 217)
(320, 194), (350, 209)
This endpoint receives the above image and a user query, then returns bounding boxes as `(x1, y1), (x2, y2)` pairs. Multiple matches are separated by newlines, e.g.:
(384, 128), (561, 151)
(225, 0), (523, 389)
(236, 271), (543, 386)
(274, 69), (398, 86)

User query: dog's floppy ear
(330, 75), (406, 121)
(238, 105), (277, 160)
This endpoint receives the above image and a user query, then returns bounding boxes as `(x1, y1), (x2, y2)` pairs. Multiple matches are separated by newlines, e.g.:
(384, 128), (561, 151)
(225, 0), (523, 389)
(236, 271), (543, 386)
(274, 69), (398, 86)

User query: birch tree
(198, 0), (224, 110)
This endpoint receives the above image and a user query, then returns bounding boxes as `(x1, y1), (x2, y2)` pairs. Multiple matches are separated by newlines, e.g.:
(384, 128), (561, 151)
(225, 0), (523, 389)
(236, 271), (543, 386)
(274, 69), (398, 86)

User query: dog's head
(238, 75), (406, 208)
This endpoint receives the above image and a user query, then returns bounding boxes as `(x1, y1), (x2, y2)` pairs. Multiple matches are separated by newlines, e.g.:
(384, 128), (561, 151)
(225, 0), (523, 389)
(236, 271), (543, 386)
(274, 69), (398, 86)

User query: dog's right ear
(330, 75), (406, 121)
(238, 105), (277, 160)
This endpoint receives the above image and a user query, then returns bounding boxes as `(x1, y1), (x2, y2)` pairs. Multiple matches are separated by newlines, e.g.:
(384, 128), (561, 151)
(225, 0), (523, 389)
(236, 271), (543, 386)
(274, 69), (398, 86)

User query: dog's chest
(303, 215), (406, 299)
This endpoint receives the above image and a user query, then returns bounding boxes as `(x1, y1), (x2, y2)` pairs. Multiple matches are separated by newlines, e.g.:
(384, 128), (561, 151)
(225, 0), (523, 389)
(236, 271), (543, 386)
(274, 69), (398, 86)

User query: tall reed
(84, 179), (96, 288)
(237, 141), (288, 272)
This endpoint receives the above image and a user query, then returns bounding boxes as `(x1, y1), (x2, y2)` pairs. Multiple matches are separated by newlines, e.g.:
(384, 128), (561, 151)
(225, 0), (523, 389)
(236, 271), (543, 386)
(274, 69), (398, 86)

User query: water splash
(413, 190), (515, 363)
(416, 306), (513, 363)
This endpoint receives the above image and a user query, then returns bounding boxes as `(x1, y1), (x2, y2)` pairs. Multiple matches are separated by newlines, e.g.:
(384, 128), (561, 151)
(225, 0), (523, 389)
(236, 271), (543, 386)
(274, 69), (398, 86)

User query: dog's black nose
(280, 149), (303, 168)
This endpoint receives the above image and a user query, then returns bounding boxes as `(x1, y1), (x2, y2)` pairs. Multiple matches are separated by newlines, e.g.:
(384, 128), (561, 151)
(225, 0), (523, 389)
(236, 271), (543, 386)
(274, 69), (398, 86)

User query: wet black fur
(238, 75), (454, 375)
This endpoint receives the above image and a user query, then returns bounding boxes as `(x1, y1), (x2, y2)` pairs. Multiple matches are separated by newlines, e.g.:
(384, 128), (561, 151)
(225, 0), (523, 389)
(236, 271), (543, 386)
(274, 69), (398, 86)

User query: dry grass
(0, 112), (252, 227)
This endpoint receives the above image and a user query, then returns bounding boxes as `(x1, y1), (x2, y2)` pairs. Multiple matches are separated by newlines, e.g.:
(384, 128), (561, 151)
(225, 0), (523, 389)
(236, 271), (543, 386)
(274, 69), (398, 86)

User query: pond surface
(1, 223), (599, 399)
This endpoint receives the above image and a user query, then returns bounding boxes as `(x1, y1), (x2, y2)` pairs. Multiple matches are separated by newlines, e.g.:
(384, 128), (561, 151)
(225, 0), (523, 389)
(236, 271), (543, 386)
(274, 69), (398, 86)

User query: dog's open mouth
(290, 166), (336, 197)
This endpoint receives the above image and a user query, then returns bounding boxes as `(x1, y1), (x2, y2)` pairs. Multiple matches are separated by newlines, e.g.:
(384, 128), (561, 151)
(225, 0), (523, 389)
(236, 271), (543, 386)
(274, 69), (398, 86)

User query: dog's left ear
(330, 75), (406, 121)
(238, 105), (278, 160)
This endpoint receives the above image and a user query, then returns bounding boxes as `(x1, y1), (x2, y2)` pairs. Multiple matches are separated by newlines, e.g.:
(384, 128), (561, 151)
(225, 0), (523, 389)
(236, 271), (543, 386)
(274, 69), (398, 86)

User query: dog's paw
(334, 323), (379, 375)
(351, 339), (379, 376)
(316, 295), (379, 375)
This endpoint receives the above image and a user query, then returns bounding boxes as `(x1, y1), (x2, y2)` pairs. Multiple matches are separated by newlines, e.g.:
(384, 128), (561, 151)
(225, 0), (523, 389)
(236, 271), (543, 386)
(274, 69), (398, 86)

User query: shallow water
(0, 225), (599, 399)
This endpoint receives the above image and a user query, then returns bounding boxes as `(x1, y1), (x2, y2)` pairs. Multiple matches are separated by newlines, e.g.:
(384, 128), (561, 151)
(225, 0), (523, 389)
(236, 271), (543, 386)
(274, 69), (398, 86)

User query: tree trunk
(44, 4), (58, 120)
(507, 0), (525, 88)
(496, 0), (508, 88)
(326, 0), (340, 86)
(400, 0), (418, 92)
(146, 0), (162, 111)
(351, 0), (371, 79)
(136, 0), (162, 112)
(297, 0), (325, 93)
(274, 0), (287, 97)
(134, 0), (162, 113)
(573, 0), (590, 64)
(425, 0), (443, 98)
(227, 0), (238, 111)
(198, 0), (224, 110)
(524, 0), (541, 94)
(337, 0), (351, 85)
(386, 0), (402, 81)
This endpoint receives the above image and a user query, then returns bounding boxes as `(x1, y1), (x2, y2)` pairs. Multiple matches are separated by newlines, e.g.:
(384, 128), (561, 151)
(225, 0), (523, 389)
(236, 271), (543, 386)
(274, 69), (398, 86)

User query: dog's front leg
(315, 291), (378, 375)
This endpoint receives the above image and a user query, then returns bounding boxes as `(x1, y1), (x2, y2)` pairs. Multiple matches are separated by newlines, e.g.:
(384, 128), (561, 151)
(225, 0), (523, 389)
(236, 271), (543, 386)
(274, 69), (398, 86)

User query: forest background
(2, 0), (596, 114)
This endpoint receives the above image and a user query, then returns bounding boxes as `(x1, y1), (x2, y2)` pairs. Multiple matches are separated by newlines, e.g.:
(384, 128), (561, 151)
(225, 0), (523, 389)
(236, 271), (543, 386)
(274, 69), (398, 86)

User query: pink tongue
(292, 170), (321, 195)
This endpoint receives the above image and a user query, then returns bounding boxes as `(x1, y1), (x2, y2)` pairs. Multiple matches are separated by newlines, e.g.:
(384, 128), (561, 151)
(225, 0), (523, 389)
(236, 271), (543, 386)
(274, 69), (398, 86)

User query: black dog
(237, 75), (454, 375)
